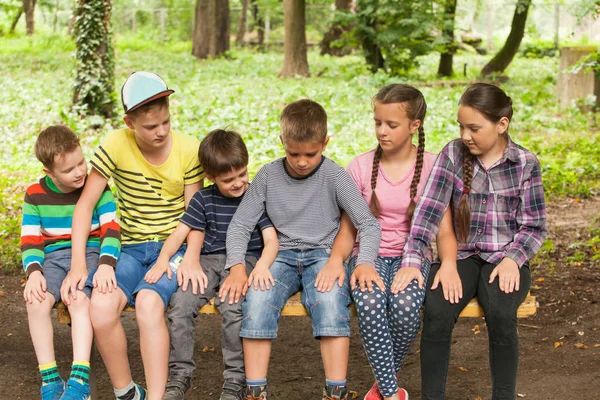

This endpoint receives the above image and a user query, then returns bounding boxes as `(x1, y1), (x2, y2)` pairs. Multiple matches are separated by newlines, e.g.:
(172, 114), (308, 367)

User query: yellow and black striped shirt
(91, 128), (204, 244)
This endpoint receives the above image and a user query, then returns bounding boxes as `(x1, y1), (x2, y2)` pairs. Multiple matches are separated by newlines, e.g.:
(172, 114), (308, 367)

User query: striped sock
(39, 361), (61, 386)
(69, 361), (90, 385)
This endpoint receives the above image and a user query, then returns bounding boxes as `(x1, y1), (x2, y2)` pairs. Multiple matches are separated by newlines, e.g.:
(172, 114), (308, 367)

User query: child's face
(124, 106), (171, 151)
(44, 146), (87, 193)
(210, 167), (249, 198)
(281, 138), (329, 178)
(374, 102), (420, 153)
(457, 105), (509, 157)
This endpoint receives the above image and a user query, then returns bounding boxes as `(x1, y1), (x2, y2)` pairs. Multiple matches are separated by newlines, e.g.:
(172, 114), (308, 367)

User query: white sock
(114, 381), (138, 399)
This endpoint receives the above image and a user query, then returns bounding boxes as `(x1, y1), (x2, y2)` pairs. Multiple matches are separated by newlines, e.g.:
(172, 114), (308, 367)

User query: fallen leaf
(517, 394), (526, 398)
(471, 325), (480, 335)
(0, 291), (5, 297)
(578, 331), (585, 336)
(575, 343), (588, 349)
(7, 333), (12, 336)
(458, 366), (468, 372)
(534, 277), (545, 283)
(554, 341), (563, 348)
(201, 346), (215, 353)
(593, 344), (600, 348)
(475, 397), (483, 400)
(541, 337), (549, 341)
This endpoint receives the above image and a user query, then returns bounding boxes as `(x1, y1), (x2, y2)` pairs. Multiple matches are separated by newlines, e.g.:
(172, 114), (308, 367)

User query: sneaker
(41, 379), (66, 400)
(59, 379), (90, 400)
(397, 388), (408, 400)
(162, 376), (191, 400)
(219, 379), (245, 400)
(323, 385), (350, 400)
(363, 382), (383, 400)
(243, 385), (268, 400)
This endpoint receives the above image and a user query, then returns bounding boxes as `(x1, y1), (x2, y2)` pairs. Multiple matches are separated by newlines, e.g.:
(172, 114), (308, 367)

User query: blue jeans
(241, 249), (352, 339)
(113, 241), (183, 309)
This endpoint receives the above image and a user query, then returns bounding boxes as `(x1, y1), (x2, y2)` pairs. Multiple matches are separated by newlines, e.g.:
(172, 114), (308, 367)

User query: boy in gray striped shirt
(226, 99), (381, 400)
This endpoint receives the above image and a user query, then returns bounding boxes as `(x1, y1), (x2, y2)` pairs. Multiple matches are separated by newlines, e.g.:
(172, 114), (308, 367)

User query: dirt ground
(1, 198), (599, 399)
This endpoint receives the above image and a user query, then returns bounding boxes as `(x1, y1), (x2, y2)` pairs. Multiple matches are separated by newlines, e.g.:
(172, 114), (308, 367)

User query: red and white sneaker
(363, 382), (409, 400)
(397, 388), (409, 400)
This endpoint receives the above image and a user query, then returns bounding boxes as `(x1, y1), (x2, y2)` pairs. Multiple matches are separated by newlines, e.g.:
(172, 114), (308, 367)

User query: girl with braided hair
(323, 84), (457, 400)
(400, 83), (547, 400)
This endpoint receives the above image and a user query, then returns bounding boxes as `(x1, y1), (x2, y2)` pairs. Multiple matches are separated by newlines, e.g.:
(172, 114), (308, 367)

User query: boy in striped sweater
(21, 125), (120, 400)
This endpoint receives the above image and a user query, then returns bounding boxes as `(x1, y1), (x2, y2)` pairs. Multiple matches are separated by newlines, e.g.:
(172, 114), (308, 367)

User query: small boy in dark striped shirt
(147, 129), (278, 400)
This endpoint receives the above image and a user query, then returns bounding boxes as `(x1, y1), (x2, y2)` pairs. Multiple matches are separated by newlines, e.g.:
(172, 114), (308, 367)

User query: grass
(1, 33), (599, 271)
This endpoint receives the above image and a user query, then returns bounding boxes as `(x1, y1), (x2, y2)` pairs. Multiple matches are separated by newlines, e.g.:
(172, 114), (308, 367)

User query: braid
(407, 125), (425, 223)
(457, 148), (473, 242)
(369, 145), (383, 218)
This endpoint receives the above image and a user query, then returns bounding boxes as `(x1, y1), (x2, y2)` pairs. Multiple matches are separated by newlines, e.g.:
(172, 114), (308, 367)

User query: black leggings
(420, 256), (531, 400)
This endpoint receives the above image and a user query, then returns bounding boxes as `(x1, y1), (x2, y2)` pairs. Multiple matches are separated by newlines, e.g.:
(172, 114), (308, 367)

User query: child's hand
(314, 258), (346, 293)
(489, 257), (520, 294)
(248, 262), (275, 291)
(145, 256), (172, 284)
(431, 263), (463, 304)
(350, 264), (385, 293)
(177, 257), (207, 295)
(60, 267), (89, 305)
(23, 271), (47, 304)
(93, 264), (118, 294)
(219, 264), (248, 305)
(391, 266), (424, 294)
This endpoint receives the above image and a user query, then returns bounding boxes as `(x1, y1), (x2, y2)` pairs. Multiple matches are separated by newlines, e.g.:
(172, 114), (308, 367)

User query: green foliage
(520, 39), (558, 59)
(73, 0), (116, 117)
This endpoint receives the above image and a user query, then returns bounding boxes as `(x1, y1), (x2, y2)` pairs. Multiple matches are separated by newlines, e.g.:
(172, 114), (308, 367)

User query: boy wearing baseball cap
(70, 72), (205, 400)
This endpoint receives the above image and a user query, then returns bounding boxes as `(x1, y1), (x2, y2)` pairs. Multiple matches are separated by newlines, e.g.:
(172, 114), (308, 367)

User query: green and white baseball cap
(121, 71), (174, 113)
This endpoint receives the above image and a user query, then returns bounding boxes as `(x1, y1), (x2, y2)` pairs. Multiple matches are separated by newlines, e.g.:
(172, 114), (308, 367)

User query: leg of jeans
(351, 256), (398, 398)
(478, 262), (531, 400)
(421, 257), (482, 400)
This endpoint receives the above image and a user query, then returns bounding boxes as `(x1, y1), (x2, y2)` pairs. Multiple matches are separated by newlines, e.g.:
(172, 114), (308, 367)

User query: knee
(242, 289), (278, 329)
(422, 298), (456, 338)
(167, 290), (200, 320)
(67, 294), (90, 316)
(485, 307), (518, 342)
(26, 296), (54, 316)
(310, 289), (351, 324)
(353, 289), (385, 315)
(135, 290), (165, 325)
(90, 292), (122, 329)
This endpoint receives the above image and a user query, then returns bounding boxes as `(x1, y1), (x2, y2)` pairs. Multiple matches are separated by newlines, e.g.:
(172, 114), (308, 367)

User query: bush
(520, 39), (558, 59)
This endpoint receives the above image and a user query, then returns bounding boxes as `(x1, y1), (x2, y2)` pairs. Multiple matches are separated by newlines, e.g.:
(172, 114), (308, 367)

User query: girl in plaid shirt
(401, 83), (547, 400)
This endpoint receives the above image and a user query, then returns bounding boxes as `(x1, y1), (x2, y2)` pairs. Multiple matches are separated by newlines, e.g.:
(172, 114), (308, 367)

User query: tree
(250, 0), (265, 46)
(72, 0), (115, 117)
(192, 0), (230, 59)
(437, 0), (458, 77)
(22, 0), (36, 35)
(236, 0), (250, 45)
(320, 0), (353, 56)
(279, 0), (309, 77)
(481, 0), (532, 76)
(9, 7), (23, 34)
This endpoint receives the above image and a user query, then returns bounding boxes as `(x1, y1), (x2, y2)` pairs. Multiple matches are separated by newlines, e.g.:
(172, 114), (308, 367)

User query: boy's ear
(279, 135), (284, 146)
(410, 119), (422, 135)
(123, 115), (135, 130)
(43, 167), (54, 179)
(497, 116), (509, 135)
(321, 136), (330, 150)
(205, 174), (215, 184)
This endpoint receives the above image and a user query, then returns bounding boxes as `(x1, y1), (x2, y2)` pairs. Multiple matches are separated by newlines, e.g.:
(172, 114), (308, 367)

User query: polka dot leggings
(350, 256), (431, 398)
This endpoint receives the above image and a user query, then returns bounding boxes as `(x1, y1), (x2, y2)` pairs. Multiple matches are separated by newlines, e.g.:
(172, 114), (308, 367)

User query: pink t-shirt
(347, 149), (438, 257)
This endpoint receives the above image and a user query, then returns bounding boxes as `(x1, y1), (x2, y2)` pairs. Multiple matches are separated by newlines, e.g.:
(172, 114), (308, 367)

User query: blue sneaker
(59, 379), (90, 400)
(41, 379), (65, 400)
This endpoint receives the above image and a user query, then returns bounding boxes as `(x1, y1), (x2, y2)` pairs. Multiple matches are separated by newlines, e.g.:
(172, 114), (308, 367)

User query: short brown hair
(35, 125), (81, 169)
(199, 129), (249, 178)
(127, 96), (170, 120)
(280, 99), (327, 144)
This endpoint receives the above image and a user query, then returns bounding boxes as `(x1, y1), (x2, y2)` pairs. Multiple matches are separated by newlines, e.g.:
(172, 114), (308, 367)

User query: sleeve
(504, 158), (548, 267)
(256, 210), (273, 231)
(179, 191), (207, 231)
(21, 189), (44, 277)
(90, 132), (119, 180)
(183, 137), (204, 185)
(401, 150), (456, 270)
(225, 166), (269, 269)
(335, 169), (381, 267)
(95, 185), (121, 268)
(346, 156), (366, 193)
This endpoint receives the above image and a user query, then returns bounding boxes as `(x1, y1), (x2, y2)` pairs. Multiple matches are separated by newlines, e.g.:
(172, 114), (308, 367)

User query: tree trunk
(320, 0), (352, 56)
(10, 7), (23, 34)
(236, 0), (250, 45)
(23, 0), (36, 35)
(357, 0), (384, 72)
(192, 0), (230, 59)
(251, 0), (264, 46)
(438, 0), (458, 77)
(72, 0), (115, 117)
(481, 0), (531, 76)
(279, 0), (309, 77)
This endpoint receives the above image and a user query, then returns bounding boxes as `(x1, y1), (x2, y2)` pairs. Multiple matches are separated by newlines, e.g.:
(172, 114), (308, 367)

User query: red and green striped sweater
(21, 176), (121, 277)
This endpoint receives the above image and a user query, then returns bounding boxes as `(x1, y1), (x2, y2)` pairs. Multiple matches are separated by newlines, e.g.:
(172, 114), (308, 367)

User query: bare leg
(242, 339), (272, 380)
(27, 293), (57, 365)
(320, 337), (349, 381)
(67, 293), (93, 362)
(136, 289), (169, 400)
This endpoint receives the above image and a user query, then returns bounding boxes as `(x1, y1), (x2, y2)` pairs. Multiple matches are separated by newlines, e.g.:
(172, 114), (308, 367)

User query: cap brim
(125, 89), (175, 113)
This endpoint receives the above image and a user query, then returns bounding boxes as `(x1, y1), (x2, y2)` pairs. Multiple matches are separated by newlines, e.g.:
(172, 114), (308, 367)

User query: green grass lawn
(1, 33), (599, 270)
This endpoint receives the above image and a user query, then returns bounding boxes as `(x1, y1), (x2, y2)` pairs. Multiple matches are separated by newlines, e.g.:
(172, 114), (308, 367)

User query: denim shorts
(98, 241), (183, 309)
(240, 249), (352, 339)
(44, 247), (99, 303)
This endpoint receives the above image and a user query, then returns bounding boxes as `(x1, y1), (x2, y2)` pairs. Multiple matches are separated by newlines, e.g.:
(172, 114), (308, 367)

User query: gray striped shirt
(226, 157), (381, 268)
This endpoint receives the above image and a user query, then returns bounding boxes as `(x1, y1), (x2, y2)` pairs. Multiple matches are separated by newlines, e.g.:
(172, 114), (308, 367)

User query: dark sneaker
(219, 379), (245, 400)
(323, 385), (351, 400)
(243, 385), (268, 400)
(162, 376), (191, 400)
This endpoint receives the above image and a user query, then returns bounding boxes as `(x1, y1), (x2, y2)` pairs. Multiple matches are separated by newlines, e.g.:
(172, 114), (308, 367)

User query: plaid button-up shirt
(401, 138), (547, 270)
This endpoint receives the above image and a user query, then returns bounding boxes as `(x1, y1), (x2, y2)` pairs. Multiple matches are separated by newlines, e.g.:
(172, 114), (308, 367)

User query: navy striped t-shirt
(181, 184), (273, 258)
